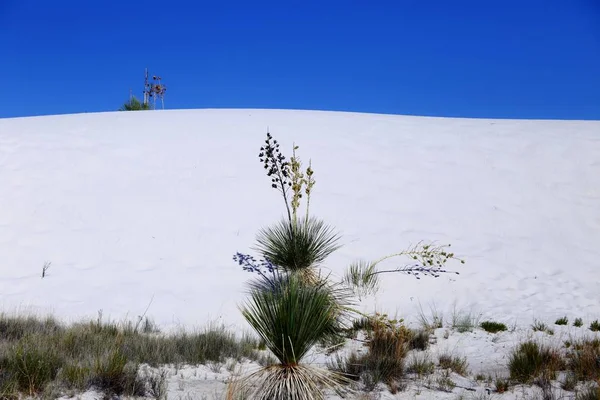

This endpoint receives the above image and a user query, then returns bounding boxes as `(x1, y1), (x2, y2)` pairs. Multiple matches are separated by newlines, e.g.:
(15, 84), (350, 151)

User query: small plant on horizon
(573, 318), (583, 327)
(119, 95), (150, 111)
(555, 316), (569, 326)
(480, 320), (507, 333)
(589, 320), (600, 332)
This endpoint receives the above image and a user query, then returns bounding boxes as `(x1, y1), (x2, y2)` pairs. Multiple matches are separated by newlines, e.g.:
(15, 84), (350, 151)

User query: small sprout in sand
(555, 316), (568, 326)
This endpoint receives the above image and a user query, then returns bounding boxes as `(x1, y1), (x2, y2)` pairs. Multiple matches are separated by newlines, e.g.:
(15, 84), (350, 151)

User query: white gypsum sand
(0, 109), (598, 332)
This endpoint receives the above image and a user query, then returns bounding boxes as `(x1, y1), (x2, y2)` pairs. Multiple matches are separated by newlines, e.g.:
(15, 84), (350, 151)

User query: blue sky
(1, 0), (599, 119)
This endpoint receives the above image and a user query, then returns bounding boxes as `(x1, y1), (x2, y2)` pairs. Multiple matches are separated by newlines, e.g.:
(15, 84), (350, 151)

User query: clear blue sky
(1, 0), (599, 119)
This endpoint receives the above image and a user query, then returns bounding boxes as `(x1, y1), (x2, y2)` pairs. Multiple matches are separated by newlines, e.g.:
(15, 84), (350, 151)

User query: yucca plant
(234, 272), (352, 399)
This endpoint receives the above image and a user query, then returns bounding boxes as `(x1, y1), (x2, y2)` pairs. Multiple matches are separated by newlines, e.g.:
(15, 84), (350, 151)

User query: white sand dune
(0, 109), (599, 333)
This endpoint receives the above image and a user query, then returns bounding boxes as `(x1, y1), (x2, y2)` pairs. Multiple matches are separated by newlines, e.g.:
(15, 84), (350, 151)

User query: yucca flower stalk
(256, 132), (339, 279)
(344, 241), (466, 297)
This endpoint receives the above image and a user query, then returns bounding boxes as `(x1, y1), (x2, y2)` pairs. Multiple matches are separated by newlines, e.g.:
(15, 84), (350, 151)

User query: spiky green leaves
(254, 217), (341, 274)
(240, 273), (345, 366)
(343, 260), (380, 298)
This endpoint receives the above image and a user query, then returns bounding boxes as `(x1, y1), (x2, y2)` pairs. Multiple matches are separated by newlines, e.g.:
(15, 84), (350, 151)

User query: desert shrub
(494, 376), (510, 393)
(555, 316), (569, 325)
(480, 320), (507, 333)
(566, 338), (600, 381)
(508, 341), (564, 383)
(90, 349), (143, 396)
(409, 329), (430, 351)
(406, 352), (434, 376)
(573, 318), (584, 327)
(326, 352), (364, 381)
(59, 362), (91, 390)
(589, 320), (600, 332)
(354, 314), (410, 389)
(438, 353), (468, 375)
(576, 386), (600, 400)
(562, 372), (577, 391)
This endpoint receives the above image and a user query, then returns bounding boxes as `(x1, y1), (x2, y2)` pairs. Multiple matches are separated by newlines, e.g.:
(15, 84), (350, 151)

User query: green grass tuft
(480, 320), (507, 333)
(438, 353), (468, 376)
(508, 341), (564, 384)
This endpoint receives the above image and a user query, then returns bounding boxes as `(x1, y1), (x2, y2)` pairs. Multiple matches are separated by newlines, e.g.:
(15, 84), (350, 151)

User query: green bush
(555, 316), (569, 325)
(118, 96), (150, 111)
(480, 320), (507, 333)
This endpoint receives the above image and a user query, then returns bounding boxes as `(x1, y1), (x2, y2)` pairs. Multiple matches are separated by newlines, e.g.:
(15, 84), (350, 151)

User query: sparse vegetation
(589, 320), (600, 332)
(451, 309), (479, 333)
(480, 320), (507, 333)
(432, 372), (456, 392)
(417, 303), (444, 331)
(409, 329), (430, 351)
(0, 313), (260, 398)
(555, 316), (569, 325)
(574, 318), (584, 327)
(532, 320), (554, 335)
(406, 352), (435, 376)
(562, 372), (577, 391)
(231, 132), (466, 398)
(438, 353), (469, 375)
